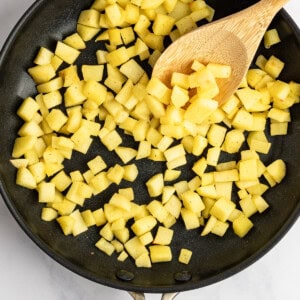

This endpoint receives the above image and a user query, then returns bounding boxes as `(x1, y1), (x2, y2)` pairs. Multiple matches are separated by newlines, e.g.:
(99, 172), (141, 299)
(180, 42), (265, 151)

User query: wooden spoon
(152, 0), (289, 105)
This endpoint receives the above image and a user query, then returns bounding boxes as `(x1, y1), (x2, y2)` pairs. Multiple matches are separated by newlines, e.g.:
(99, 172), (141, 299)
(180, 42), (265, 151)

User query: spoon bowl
(152, 0), (289, 105)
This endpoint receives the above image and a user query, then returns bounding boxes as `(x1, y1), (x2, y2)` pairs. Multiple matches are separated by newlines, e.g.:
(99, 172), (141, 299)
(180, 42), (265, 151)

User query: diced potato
(125, 236), (148, 260)
(178, 248), (192, 264)
(180, 208), (200, 230)
(232, 214), (253, 238)
(28, 64), (56, 84)
(146, 173), (164, 197)
(57, 215), (75, 235)
(264, 55), (284, 79)
(95, 238), (115, 256)
(55, 41), (80, 65)
(210, 197), (236, 222)
(131, 215), (157, 236)
(149, 245), (172, 263)
(211, 220), (229, 237)
(181, 190), (205, 215)
(147, 200), (169, 223)
(153, 226), (174, 245)
(266, 159), (286, 184)
(135, 253), (152, 268)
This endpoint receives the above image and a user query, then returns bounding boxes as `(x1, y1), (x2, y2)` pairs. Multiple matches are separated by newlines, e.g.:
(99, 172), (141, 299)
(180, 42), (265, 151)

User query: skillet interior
(0, 0), (299, 293)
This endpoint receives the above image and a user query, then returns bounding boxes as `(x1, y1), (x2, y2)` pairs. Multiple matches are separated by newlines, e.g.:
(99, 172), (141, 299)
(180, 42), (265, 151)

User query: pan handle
(128, 292), (179, 300)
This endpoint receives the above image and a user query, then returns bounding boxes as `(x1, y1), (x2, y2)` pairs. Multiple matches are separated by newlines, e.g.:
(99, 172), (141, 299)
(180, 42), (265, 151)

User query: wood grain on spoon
(152, 0), (289, 105)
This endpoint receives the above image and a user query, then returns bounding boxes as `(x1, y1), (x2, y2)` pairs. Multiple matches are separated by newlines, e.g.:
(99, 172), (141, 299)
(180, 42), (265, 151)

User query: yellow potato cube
(120, 59), (145, 84)
(264, 28), (281, 48)
(135, 253), (152, 268)
(232, 214), (253, 238)
(153, 14), (176, 36)
(184, 98), (218, 124)
(77, 24), (100, 41)
(266, 159), (286, 184)
(264, 55), (284, 79)
(239, 159), (258, 181)
(201, 215), (218, 236)
(171, 85), (189, 108)
(117, 251), (129, 262)
(87, 155), (107, 175)
(92, 208), (107, 227)
(81, 210), (96, 227)
(37, 181), (56, 203)
(106, 46), (130, 67)
(63, 33), (86, 50)
(115, 147), (137, 164)
(95, 238), (115, 256)
(16, 167), (37, 189)
(153, 226), (174, 245)
(51, 170), (72, 192)
(192, 157), (207, 176)
(125, 236), (148, 260)
(100, 130), (122, 151)
(139, 232), (154, 246)
(131, 215), (157, 236)
(28, 64), (56, 84)
(181, 190), (205, 215)
(180, 208), (200, 230)
(55, 41), (80, 65)
(78, 9), (100, 28)
(149, 245), (172, 263)
(147, 200), (169, 223)
(81, 65), (104, 82)
(178, 248), (192, 264)
(146, 173), (164, 197)
(56, 215), (75, 235)
(100, 223), (114, 241)
(17, 97), (40, 121)
(239, 195), (258, 217)
(211, 220), (230, 237)
(210, 197), (236, 222)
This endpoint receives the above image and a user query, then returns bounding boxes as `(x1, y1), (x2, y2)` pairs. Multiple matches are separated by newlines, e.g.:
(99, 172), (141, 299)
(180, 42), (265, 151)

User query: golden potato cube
(192, 157), (207, 176)
(231, 108), (253, 130)
(147, 200), (169, 223)
(264, 55), (284, 79)
(210, 197), (236, 222)
(135, 253), (152, 268)
(125, 236), (148, 260)
(207, 63), (231, 78)
(184, 97), (218, 124)
(206, 147), (221, 166)
(239, 159), (258, 181)
(51, 170), (72, 192)
(120, 59), (145, 84)
(239, 195), (258, 218)
(171, 85), (189, 108)
(232, 214), (253, 238)
(92, 208), (107, 227)
(82, 65), (104, 82)
(211, 220), (229, 237)
(17, 97), (40, 122)
(153, 226), (174, 245)
(201, 215), (218, 236)
(106, 46), (130, 67)
(109, 193), (132, 212)
(81, 210), (96, 227)
(95, 238), (115, 256)
(78, 9), (100, 28)
(63, 33), (86, 50)
(87, 155), (107, 175)
(178, 248), (192, 264)
(51, 199), (76, 216)
(264, 28), (281, 48)
(192, 135), (208, 156)
(115, 146), (137, 164)
(55, 41), (80, 65)
(266, 159), (286, 183)
(181, 190), (205, 215)
(77, 23), (100, 41)
(37, 181), (56, 203)
(164, 169), (181, 182)
(131, 215), (157, 236)
(45, 109), (68, 132)
(57, 215), (75, 235)
(247, 131), (271, 154)
(16, 167), (37, 189)
(252, 195), (269, 213)
(270, 122), (288, 136)
(146, 173), (164, 197)
(34, 47), (54, 65)
(123, 164), (139, 182)
(100, 223), (114, 241)
(100, 130), (122, 151)
(41, 207), (58, 222)
(107, 164), (124, 184)
(268, 107), (290, 123)
(175, 15), (197, 35)
(28, 64), (56, 84)
(149, 245), (172, 263)
(117, 251), (129, 262)
(180, 208), (200, 230)
(153, 14), (175, 36)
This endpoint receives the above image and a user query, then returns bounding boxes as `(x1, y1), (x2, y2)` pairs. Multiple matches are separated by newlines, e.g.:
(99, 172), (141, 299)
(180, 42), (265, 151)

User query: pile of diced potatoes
(10, 0), (300, 268)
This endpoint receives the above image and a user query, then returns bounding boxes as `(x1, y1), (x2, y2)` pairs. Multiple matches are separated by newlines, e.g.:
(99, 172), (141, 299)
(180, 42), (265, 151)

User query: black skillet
(0, 0), (299, 298)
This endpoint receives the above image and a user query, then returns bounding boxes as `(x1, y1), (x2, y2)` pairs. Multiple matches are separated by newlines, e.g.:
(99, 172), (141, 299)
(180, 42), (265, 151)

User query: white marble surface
(0, 1), (299, 299)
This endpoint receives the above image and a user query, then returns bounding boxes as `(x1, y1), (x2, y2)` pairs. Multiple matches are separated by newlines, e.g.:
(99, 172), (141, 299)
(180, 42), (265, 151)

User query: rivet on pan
(116, 269), (135, 282)
(174, 271), (192, 282)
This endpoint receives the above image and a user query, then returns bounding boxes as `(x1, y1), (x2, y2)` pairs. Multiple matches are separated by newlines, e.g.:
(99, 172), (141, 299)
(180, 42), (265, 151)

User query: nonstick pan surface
(0, 0), (299, 294)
